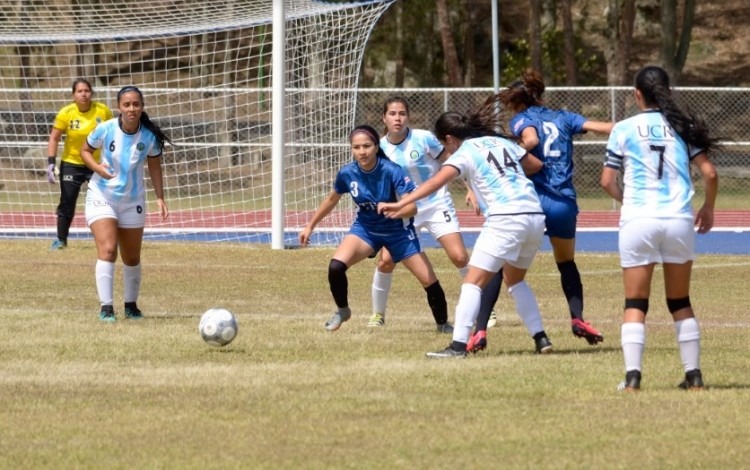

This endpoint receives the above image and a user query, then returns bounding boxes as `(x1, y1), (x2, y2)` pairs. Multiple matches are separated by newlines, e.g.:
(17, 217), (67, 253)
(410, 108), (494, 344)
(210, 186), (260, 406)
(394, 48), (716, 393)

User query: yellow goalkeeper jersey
(52, 101), (113, 165)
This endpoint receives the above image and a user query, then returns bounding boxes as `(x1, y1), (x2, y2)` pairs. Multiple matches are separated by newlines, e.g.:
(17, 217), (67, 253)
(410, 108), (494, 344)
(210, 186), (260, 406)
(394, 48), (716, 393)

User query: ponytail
(117, 85), (172, 151)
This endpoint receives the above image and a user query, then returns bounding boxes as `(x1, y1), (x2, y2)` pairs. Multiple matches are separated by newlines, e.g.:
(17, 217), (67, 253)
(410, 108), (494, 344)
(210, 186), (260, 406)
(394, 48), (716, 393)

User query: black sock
(328, 259), (349, 309)
(557, 260), (584, 320)
(476, 269), (503, 331)
(425, 280), (448, 325)
(451, 341), (467, 351)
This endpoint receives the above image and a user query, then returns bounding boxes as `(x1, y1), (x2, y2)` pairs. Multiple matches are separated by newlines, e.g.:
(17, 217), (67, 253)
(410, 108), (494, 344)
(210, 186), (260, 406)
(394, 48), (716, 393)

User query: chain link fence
(354, 87), (750, 210)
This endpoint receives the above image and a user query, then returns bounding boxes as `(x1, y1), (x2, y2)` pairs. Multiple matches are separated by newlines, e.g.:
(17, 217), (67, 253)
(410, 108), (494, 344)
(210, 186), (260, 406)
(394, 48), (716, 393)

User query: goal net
(0, 0), (393, 245)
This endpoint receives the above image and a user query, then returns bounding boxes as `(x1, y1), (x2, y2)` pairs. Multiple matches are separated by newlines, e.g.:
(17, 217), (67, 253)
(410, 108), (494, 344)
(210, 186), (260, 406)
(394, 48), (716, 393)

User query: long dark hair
(433, 94), (519, 143)
(349, 124), (387, 160)
(634, 65), (720, 152)
(117, 86), (172, 149)
(498, 68), (545, 112)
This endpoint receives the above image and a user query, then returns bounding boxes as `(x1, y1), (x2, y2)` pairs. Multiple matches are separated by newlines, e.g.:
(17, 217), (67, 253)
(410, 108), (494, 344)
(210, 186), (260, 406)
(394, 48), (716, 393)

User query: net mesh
(0, 0), (393, 243)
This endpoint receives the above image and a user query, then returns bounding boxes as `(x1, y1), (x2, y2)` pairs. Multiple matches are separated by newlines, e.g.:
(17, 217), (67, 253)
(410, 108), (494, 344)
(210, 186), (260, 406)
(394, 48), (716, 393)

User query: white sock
(457, 264), (469, 280)
(371, 269), (392, 315)
(507, 281), (544, 336)
(452, 283), (482, 344)
(95, 259), (115, 306)
(123, 263), (142, 304)
(674, 318), (701, 372)
(621, 322), (646, 372)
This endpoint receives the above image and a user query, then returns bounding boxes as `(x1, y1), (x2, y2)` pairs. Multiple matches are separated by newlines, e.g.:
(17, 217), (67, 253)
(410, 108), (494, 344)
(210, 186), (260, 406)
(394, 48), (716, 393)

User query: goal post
(0, 0), (394, 246)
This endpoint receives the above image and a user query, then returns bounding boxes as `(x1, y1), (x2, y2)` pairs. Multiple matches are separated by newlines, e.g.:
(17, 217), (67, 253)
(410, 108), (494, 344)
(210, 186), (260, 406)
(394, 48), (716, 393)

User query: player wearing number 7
(467, 69), (614, 354)
(379, 99), (554, 358)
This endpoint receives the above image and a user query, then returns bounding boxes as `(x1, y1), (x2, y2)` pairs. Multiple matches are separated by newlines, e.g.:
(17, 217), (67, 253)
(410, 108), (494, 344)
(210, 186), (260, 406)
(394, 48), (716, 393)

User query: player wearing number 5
(46, 78), (113, 250)
(380, 100), (553, 358)
(369, 96), (469, 330)
(80, 86), (171, 322)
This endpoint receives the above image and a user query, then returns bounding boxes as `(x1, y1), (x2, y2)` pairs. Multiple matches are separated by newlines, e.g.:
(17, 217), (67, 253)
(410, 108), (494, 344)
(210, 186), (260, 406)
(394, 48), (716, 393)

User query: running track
(1, 210), (749, 254)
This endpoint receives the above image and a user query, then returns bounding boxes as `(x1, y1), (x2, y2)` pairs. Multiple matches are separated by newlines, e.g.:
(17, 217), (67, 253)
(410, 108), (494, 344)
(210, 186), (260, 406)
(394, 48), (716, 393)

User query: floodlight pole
(271, 0), (285, 249)
(492, 0), (500, 94)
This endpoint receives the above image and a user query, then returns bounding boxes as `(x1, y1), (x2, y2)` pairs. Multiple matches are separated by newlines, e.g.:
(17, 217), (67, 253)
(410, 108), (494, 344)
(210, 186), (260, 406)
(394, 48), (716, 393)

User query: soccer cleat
(49, 239), (67, 251)
(534, 334), (553, 354)
(571, 318), (604, 345)
(324, 309), (351, 331)
(367, 313), (385, 327)
(466, 330), (487, 353)
(124, 303), (143, 319)
(617, 370), (642, 392)
(426, 345), (467, 359)
(487, 310), (497, 329)
(678, 369), (704, 390)
(99, 305), (116, 323)
(436, 322), (454, 334)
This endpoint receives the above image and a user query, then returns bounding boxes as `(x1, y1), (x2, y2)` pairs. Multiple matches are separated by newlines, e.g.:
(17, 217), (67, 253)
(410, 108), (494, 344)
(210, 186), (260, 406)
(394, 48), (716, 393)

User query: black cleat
(618, 370), (641, 392)
(533, 333), (553, 354)
(678, 369), (704, 390)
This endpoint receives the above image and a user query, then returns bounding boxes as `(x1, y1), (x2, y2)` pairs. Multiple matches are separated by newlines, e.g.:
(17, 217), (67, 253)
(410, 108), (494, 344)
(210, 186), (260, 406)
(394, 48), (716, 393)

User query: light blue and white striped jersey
(86, 118), (162, 203)
(444, 136), (542, 217)
(605, 110), (702, 221)
(380, 128), (448, 212)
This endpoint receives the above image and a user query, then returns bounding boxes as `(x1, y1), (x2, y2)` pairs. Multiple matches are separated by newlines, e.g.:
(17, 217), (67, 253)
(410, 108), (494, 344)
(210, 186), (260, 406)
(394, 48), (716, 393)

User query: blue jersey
(380, 128), (448, 212)
(334, 157), (417, 234)
(510, 106), (587, 200)
(445, 136), (542, 217)
(605, 109), (702, 221)
(86, 118), (162, 203)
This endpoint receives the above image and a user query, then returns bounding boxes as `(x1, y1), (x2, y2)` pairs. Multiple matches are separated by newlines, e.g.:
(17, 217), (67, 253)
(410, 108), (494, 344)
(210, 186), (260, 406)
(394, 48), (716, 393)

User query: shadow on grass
(489, 345), (621, 356)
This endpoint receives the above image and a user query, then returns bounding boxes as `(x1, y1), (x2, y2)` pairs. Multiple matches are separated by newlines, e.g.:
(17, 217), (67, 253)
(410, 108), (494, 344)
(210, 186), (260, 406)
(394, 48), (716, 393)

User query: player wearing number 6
(379, 99), (553, 358)
(80, 86), (171, 322)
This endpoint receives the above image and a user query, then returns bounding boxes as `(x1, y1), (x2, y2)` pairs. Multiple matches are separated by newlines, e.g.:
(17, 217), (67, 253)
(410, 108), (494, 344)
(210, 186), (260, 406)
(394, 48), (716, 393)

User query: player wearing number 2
(369, 96), (469, 330)
(466, 69), (613, 354)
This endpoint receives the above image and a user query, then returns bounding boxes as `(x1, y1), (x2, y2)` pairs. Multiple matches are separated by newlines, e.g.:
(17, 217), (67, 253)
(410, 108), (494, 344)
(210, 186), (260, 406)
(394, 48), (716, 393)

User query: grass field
(1, 240), (749, 468)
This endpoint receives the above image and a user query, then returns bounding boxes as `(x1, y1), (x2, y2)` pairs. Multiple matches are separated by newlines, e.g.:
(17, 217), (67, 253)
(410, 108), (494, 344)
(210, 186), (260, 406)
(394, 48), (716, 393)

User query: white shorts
(85, 188), (146, 229)
(619, 217), (696, 268)
(469, 213), (545, 272)
(415, 201), (461, 241)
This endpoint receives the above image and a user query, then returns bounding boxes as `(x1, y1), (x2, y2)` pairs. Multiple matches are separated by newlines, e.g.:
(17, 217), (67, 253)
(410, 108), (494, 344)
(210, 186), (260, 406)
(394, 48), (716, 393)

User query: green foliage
(501, 27), (604, 86)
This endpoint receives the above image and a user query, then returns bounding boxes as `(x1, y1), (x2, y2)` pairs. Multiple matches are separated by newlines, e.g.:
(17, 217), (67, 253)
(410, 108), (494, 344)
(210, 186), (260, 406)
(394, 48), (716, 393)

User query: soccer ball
(199, 308), (238, 347)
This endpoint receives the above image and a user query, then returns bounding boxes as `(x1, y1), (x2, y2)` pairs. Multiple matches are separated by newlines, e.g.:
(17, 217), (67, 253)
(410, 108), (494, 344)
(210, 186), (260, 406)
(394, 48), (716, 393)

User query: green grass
(1, 241), (749, 468)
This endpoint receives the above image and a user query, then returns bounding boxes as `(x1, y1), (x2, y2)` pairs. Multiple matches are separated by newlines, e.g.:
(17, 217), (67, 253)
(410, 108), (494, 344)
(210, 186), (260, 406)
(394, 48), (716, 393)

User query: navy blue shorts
(538, 190), (578, 239)
(349, 221), (421, 263)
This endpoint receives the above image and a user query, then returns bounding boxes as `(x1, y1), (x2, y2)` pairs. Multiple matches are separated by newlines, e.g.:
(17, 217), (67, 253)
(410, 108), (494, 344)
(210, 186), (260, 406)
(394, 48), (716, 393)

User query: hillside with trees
(360, 0), (750, 88)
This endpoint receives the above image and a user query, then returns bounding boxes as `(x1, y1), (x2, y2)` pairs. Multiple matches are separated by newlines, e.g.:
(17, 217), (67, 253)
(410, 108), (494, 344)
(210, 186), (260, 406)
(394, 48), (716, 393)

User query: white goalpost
(0, 0), (393, 246)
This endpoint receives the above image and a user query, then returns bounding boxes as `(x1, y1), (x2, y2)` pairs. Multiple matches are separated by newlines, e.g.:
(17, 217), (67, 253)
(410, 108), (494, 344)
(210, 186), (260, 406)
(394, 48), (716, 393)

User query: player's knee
(449, 251), (469, 269)
(666, 296), (691, 314)
(377, 257), (395, 272)
(625, 298), (649, 315)
(328, 259), (348, 283)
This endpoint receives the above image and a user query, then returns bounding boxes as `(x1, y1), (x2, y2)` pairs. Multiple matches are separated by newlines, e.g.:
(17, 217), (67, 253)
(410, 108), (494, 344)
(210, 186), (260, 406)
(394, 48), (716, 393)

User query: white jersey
(445, 136), (542, 217)
(605, 110), (702, 221)
(86, 118), (162, 203)
(380, 128), (448, 213)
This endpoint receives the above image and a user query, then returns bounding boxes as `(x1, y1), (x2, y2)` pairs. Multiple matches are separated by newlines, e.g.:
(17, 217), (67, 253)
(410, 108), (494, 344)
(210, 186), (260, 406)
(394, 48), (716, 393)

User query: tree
(436, 0), (463, 86)
(529, 0), (543, 72)
(604, 0), (636, 85)
(560, 0), (577, 84)
(661, 0), (696, 83)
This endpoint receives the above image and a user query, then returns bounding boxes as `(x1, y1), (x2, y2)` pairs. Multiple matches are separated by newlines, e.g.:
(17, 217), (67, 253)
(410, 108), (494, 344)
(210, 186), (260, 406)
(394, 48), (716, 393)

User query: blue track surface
(3, 228), (748, 254)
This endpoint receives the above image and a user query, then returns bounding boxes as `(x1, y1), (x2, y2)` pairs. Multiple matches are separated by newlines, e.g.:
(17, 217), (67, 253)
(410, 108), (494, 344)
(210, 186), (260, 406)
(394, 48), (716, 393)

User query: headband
(349, 127), (379, 144)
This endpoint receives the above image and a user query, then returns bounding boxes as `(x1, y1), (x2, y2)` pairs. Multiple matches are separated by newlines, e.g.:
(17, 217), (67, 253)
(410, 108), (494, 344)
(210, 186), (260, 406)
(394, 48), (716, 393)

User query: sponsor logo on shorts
(92, 200), (110, 207)
(63, 175), (74, 181)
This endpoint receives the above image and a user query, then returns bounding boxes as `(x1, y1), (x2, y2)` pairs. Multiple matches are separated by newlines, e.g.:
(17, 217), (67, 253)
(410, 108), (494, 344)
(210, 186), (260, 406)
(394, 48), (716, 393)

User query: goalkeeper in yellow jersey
(46, 78), (113, 250)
